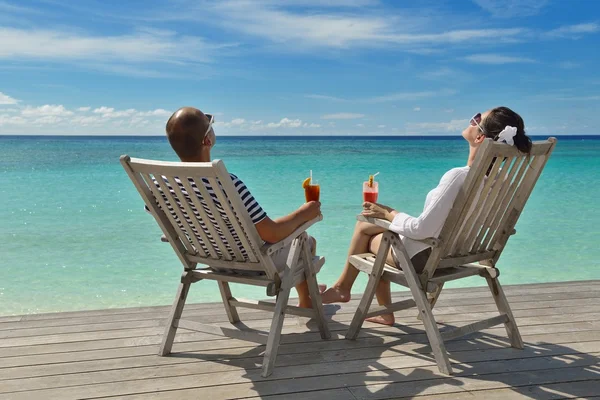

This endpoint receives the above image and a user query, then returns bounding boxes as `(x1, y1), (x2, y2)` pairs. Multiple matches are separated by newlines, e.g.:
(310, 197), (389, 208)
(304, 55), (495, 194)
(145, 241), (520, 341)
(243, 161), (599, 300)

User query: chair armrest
(261, 215), (323, 256)
(356, 215), (440, 248)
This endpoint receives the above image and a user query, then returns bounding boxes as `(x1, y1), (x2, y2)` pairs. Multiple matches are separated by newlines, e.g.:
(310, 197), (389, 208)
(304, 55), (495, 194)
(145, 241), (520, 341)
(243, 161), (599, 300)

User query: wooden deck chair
(346, 137), (557, 375)
(120, 156), (330, 377)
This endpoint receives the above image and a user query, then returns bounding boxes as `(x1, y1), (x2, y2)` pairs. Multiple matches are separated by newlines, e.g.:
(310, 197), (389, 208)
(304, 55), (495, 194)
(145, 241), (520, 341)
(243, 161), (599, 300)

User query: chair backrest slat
(142, 172), (198, 256)
(457, 156), (516, 255)
(206, 175), (260, 263)
(477, 155), (532, 252)
(164, 176), (210, 259)
(205, 176), (248, 261)
(177, 179), (219, 259)
(214, 161), (264, 264)
(448, 155), (503, 256)
(469, 156), (525, 253)
(184, 178), (234, 260)
(486, 153), (550, 264)
(420, 138), (556, 284)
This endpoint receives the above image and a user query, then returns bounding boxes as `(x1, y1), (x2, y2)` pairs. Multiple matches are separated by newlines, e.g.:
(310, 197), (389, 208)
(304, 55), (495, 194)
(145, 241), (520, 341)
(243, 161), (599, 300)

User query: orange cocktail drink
(302, 174), (320, 202)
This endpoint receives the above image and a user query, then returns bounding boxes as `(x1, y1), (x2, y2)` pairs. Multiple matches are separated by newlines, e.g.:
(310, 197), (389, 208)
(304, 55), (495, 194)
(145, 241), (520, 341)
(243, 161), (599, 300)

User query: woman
(321, 106), (533, 325)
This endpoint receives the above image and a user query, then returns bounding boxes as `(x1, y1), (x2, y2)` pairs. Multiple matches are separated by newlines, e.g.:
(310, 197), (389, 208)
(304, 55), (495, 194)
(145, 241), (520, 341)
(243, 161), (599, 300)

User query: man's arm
(255, 201), (321, 244)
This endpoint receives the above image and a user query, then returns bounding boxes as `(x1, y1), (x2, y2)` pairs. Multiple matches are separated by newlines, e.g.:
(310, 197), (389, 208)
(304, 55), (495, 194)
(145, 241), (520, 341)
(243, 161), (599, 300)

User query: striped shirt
(146, 174), (267, 260)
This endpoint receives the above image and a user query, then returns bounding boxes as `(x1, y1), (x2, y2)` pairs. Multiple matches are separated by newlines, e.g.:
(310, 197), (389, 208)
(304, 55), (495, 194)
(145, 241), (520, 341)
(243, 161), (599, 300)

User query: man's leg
(321, 221), (387, 304)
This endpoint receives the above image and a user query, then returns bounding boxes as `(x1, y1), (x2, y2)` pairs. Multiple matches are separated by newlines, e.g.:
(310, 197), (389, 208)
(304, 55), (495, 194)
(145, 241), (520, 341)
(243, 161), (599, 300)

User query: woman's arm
(361, 202), (398, 222)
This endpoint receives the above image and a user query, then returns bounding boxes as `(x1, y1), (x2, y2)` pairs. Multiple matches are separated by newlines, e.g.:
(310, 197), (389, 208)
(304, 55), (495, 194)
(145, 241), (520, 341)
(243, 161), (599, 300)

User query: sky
(0, 0), (599, 136)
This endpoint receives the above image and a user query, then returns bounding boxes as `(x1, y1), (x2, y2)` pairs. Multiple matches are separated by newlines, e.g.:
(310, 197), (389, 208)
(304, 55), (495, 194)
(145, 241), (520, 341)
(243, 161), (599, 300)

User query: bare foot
(318, 283), (327, 294)
(321, 286), (351, 304)
(365, 313), (395, 326)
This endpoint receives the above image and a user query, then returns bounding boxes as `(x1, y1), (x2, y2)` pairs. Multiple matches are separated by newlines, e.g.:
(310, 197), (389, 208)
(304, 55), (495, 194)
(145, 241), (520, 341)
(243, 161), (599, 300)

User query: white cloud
(305, 94), (348, 102)
(137, 109), (171, 117)
(465, 54), (536, 64)
(32, 115), (63, 125)
(407, 119), (469, 133)
(266, 117), (303, 128)
(558, 61), (580, 69)
(0, 91), (19, 105)
(21, 104), (73, 116)
(230, 118), (245, 125)
(413, 107), (421, 111)
(0, 114), (26, 125)
(0, 27), (220, 64)
(93, 106), (115, 114)
(77, 106), (91, 112)
(205, 2), (526, 50)
(473, 0), (549, 18)
(321, 112), (365, 120)
(546, 23), (600, 38)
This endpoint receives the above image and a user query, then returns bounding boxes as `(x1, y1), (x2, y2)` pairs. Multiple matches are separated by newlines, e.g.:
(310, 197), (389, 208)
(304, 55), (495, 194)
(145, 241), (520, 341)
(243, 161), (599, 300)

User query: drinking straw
(373, 172), (380, 178)
(310, 170), (313, 184)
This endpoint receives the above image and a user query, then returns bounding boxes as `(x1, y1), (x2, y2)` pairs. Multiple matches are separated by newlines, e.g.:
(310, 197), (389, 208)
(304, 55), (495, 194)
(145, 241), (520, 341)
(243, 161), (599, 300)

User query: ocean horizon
(1, 134), (599, 315)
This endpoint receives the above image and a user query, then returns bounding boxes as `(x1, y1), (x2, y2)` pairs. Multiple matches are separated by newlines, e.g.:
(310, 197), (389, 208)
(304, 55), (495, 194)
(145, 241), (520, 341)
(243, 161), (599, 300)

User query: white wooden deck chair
(120, 156), (330, 377)
(346, 137), (557, 375)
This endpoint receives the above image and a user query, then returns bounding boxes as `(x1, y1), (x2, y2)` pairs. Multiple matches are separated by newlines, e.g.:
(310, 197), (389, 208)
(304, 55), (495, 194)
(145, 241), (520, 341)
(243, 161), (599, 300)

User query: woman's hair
(481, 106), (532, 154)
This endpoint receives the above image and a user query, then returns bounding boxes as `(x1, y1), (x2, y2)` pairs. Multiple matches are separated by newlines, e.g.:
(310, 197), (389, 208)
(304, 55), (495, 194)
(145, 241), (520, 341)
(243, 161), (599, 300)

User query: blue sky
(0, 0), (599, 135)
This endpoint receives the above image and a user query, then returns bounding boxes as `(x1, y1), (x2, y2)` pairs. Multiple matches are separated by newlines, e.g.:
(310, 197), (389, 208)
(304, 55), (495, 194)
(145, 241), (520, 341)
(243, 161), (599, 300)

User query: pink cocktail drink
(363, 181), (379, 203)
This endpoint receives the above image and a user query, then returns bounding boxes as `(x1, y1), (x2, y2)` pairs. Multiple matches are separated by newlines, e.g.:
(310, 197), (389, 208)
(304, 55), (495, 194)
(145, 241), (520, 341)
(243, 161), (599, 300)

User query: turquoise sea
(1, 135), (599, 315)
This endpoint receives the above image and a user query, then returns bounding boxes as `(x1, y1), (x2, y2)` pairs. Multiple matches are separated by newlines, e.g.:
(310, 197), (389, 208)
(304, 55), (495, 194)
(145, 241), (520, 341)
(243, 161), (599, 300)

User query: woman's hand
(361, 202), (398, 221)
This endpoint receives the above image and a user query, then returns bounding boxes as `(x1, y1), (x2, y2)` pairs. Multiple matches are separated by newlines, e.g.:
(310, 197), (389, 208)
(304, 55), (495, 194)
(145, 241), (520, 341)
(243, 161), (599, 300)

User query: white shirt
(389, 166), (470, 258)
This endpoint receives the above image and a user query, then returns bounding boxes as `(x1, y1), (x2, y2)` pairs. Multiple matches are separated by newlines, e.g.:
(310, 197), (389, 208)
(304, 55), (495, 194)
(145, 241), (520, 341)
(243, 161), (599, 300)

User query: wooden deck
(0, 280), (599, 399)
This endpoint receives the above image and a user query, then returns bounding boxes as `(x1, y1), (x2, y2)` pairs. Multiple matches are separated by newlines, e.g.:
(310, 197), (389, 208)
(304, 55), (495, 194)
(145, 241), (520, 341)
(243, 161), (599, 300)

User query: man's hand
(361, 202), (397, 221)
(298, 201), (322, 222)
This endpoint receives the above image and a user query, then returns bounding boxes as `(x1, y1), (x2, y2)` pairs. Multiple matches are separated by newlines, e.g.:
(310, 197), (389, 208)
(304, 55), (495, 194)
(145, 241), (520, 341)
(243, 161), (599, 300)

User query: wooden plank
(1, 301), (600, 354)
(441, 314), (508, 341)
(228, 299), (314, 318)
(365, 299), (416, 319)
(0, 343), (596, 400)
(3, 343), (597, 396)
(3, 312), (598, 375)
(2, 328), (597, 383)
(3, 280), (597, 323)
(395, 380), (600, 400)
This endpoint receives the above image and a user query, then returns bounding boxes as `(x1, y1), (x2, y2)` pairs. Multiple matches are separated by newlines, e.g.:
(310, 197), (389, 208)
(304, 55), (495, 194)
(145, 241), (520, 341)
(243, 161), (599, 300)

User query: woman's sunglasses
(470, 112), (484, 133)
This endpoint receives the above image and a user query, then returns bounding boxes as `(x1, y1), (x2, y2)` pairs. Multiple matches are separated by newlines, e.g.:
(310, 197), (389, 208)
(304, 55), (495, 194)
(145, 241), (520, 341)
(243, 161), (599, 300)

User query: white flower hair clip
(496, 125), (518, 146)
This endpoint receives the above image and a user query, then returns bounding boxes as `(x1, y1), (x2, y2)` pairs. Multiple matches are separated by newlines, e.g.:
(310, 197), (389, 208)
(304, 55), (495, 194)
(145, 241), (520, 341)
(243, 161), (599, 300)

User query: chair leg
(261, 237), (301, 377)
(159, 273), (192, 356)
(486, 276), (523, 349)
(346, 233), (392, 340)
(301, 234), (330, 340)
(218, 281), (240, 324)
(418, 283), (444, 321)
(391, 239), (452, 375)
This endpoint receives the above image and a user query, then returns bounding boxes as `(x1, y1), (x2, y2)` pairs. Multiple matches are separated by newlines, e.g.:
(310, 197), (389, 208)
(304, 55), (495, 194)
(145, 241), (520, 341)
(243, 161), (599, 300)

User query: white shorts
(270, 235), (316, 273)
(213, 235), (316, 275)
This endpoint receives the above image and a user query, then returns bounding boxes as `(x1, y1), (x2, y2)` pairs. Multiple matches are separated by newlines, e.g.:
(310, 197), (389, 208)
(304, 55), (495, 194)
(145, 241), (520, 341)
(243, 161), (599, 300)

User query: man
(163, 107), (324, 307)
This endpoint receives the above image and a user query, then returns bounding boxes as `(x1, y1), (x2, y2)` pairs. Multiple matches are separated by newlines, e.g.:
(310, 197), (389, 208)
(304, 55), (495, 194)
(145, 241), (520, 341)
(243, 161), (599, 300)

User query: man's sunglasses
(204, 113), (214, 136)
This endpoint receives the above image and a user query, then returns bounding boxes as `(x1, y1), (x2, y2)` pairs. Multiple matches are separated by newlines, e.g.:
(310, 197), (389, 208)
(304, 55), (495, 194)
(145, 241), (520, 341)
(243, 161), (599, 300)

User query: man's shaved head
(165, 107), (211, 160)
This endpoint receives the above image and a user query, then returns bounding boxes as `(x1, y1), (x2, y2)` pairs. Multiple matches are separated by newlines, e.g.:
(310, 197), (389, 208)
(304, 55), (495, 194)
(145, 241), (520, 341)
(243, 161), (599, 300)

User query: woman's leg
(321, 221), (387, 304)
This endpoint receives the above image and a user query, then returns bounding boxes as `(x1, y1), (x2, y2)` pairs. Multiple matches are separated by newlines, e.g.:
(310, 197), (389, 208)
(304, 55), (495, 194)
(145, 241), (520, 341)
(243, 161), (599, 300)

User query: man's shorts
(213, 235), (316, 276)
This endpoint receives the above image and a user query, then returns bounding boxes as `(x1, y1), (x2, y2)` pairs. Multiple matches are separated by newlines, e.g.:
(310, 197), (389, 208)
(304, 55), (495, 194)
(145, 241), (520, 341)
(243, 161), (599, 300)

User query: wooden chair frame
(121, 156), (330, 377)
(346, 137), (557, 375)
